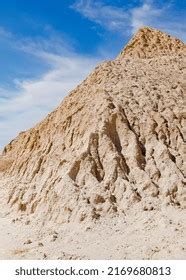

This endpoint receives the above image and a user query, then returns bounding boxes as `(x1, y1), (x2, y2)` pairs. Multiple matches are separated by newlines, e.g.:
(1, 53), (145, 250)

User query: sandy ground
(0, 205), (185, 260)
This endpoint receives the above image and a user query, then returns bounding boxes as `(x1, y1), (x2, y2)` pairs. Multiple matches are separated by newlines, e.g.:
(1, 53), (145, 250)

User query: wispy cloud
(0, 32), (101, 148)
(131, 0), (186, 40)
(71, 0), (130, 33)
(0, 26), (12, 38)
(130, 1), (163, 33)
(72, 0), (186, 41)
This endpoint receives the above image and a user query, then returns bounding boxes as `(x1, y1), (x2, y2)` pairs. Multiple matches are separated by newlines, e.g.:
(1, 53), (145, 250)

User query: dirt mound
(1, 27), (185, 224)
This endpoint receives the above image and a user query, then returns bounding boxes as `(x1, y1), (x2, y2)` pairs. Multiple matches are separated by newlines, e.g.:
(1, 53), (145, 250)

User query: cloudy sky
(0, 0), (185, 148)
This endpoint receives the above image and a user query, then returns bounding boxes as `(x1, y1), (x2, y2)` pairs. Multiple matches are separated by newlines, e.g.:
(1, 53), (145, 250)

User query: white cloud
(0, 26), (12, 38)
(71, 0), (130, 33)
(0, 40), (101, 149)
(130, 1), (163, 33)
(72, 0), (186, 41)
(130, 1), (186, 41)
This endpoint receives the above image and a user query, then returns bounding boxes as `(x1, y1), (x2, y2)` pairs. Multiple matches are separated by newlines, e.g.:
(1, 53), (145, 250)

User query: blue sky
(0, 0), (185, 148)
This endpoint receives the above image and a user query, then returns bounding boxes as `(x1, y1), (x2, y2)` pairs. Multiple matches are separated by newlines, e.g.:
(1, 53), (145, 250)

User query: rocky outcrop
(117, 26), (185, 59)
(0, 27), (185, 224)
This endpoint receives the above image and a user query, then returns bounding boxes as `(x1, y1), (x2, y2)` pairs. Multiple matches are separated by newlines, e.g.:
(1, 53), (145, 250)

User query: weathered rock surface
(0, 27), (185, 225)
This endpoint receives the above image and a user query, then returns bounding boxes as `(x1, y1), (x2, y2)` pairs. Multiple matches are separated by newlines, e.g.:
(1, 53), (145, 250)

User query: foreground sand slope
(0, 27), (185, 259)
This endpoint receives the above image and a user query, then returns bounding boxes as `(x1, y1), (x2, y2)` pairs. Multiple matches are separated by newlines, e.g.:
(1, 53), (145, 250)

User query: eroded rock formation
(0, 27), (185, 224)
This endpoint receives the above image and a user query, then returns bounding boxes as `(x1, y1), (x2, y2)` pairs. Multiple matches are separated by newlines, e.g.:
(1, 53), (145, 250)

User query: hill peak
(117, 26), (185, 59)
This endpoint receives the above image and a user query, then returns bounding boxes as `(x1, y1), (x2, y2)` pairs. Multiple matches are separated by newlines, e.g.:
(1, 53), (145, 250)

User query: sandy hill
(0, 27), (185, 260)
(0, 26), (185, 222)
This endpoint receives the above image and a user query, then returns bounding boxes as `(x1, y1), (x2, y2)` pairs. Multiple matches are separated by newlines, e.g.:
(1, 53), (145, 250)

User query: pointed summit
(117, 26), (185, 59)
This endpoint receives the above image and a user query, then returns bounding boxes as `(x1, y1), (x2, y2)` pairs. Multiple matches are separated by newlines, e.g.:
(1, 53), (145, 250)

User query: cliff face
(0, 27), (185, 223)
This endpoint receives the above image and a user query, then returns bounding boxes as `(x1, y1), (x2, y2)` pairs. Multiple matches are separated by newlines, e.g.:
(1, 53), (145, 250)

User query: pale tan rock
(117, 26), (185, 59)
